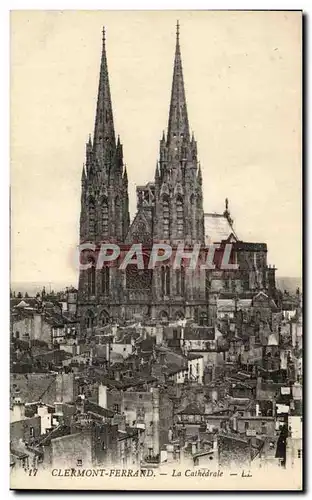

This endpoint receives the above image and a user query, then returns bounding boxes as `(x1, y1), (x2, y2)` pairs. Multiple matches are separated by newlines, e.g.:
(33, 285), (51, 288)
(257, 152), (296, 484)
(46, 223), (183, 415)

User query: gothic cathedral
(77, 24), (276, 332)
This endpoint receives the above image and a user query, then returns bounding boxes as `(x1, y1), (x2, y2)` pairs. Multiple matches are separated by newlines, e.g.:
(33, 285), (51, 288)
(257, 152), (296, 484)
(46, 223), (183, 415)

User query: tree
(25, 292), (29, 298)
(17, 292), (23, 298)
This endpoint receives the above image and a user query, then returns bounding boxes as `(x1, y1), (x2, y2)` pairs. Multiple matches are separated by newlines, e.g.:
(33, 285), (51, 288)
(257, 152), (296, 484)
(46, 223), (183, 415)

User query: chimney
(11, 399), (25, 422)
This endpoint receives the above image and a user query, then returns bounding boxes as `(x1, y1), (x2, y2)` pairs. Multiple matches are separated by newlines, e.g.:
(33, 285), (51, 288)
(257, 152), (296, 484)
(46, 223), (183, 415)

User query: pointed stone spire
(116, 134), (122, 158)
(197, 162), (202, 185)
(123, 164), (128, 184)
(114, 134), (124, 179)
(93, 27), (116, 159)
(155, 161), (160, 182)
(85, 135), (93, 176)
(122, 164), (130, 237)
(167, 21), (190, 145)
(81, 164), (86, 183)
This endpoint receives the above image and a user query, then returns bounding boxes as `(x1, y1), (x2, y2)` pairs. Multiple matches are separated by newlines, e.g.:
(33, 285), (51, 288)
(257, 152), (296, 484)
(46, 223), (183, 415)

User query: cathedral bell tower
(153, 22), (205, 246)
(79, 28), (130, 246)
(78, 29), (130, 314)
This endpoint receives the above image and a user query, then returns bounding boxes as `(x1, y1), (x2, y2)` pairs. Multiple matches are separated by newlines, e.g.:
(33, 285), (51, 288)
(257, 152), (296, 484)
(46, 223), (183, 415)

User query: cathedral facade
(77, 25), (276, 332)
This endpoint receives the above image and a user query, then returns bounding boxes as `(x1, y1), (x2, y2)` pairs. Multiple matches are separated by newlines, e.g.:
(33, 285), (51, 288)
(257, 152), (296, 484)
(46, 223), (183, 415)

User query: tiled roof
(33, 349), (72, 363)
(11, 298), (39, 308)
(138, 338), (155, 352)
(204, 213), (238, 244)
(166, 363), (187, 375)
(38, 424), (70, 446)
(187, 353), (204, 360)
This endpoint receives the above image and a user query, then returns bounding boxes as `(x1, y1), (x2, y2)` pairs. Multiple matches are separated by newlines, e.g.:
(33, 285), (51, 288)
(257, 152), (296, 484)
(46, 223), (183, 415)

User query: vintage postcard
(10, 10), (302, 490)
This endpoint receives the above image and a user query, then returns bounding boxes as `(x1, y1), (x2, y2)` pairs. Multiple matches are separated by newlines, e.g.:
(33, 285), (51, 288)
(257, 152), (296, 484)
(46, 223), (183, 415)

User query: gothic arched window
(161, 265), (170, 297)
(166, 266), (170, 296)
(176, 196), (184, 238)
(159, 310), (169, 323)
(101, 266), (110, 296)
(87, 259), (96, 296)
(115, 196), (121, 235)
(88, 200), (96, 239)
(102, 199), (108, 237)
(181, 266), (185, 295)
(176, 269), (181, 295)
(205, 270), (210, 301)
(85, 310), (95, 330)
(175, 311), (184, 321)
(190, 193), (196, 238)
(161, 266), (165, 296)
(162, 196), (169, 239)
(176, 267), (185, 296)
(199, 311), (208, 326)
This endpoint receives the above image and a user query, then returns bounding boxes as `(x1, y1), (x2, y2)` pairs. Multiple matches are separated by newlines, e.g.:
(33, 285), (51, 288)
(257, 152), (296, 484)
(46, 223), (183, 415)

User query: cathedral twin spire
(91, 21), (193, 174)
(167, 21), (190, 145)
(81, 22), (203, 244)
(80, 27), (128, 243)
(88, 21), (194, 173)
(84, 27), (125, 179)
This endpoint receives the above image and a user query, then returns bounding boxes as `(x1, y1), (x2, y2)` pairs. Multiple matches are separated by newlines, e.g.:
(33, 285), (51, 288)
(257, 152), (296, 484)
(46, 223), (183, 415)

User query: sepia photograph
(10, 10), (302, 490)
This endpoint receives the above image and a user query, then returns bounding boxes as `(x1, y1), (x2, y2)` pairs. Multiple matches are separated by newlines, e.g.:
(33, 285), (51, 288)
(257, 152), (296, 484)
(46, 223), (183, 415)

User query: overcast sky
(11, 10), (302, 284)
